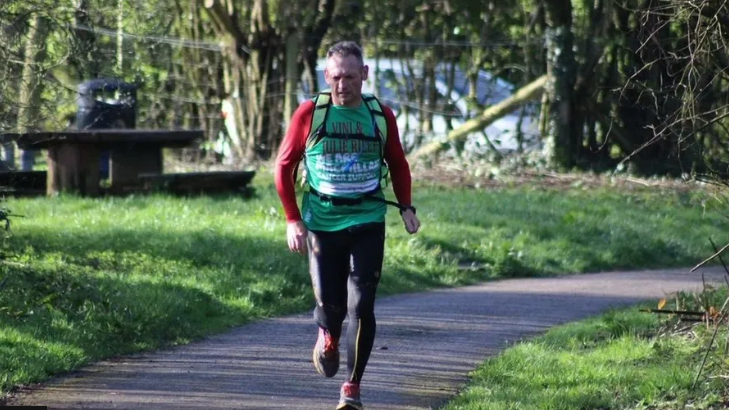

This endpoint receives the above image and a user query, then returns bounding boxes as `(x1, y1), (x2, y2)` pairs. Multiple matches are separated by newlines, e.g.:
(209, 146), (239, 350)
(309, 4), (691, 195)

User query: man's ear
(362, 65), (369, 81)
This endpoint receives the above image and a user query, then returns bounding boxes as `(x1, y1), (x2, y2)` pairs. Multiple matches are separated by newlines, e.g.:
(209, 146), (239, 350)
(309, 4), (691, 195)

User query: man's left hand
(401, 209), (420, 234)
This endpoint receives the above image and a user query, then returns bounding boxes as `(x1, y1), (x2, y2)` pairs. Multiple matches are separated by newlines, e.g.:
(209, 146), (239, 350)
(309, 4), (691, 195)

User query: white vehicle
(299, 58), (541, 156)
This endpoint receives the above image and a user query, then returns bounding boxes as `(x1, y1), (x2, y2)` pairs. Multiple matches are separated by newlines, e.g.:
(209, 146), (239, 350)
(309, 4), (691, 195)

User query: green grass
(412, 183), (724, 276)
(0, 174), (727, 397)
(440, 288), (729, 410)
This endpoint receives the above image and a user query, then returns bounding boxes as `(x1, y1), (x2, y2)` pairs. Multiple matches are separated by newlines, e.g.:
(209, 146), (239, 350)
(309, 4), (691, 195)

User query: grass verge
(440, 287), (729, 410)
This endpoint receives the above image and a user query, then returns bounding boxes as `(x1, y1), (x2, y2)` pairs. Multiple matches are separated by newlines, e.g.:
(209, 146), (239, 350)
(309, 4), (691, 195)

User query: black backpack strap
(294, 91), (332, 186)
(307, 91), (332, 150)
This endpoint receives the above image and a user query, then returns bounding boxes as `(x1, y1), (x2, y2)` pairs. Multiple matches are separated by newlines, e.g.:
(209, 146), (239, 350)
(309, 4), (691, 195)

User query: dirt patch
(411, 162), (708, 193)
(165, 156), (716, 194)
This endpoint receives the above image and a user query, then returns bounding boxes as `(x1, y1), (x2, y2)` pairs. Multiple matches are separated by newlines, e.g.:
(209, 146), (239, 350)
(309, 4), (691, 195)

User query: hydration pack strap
(308, 187), (416, 215)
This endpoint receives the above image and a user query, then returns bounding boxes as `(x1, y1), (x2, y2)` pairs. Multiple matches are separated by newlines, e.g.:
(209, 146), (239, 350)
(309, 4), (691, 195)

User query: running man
(274, 41), (420, 409)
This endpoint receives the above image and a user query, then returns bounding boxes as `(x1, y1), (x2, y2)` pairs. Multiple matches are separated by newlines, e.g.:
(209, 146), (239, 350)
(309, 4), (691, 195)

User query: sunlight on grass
(0, 327), (86, 391)
(0, 180), (727, 396)
(440, 302), (729, 410)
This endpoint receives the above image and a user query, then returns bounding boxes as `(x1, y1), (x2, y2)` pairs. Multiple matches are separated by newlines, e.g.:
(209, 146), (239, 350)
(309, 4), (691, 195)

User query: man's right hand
(286, 220), (308, 255)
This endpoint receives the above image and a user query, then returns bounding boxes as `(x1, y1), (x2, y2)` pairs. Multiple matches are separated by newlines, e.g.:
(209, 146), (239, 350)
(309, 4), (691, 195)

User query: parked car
(299, 58), (541, 156)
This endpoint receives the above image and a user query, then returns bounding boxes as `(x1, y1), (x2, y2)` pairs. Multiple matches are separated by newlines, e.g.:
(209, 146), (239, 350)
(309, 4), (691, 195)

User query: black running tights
(307, 222), (385, 383)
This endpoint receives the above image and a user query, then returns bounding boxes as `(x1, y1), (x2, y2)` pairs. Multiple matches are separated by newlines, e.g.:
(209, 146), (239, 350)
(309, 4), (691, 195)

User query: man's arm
(274, 100), (314, 223)
(382, 106), (419, 234)
(382, 106), (412, 207)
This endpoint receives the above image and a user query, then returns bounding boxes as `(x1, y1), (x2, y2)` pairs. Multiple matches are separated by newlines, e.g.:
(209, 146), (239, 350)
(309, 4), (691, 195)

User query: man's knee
(316, 303), (347, 323)
(347, 277), (378, 318)
(351, 271), (380, 290)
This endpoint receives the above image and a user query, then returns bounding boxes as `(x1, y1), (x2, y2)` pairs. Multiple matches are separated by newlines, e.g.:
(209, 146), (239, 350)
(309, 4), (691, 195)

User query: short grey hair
(326, 41), (364, 66)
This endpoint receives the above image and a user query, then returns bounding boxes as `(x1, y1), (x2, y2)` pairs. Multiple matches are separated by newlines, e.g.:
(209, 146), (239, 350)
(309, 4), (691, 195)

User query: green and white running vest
(301, 92), (389, 231)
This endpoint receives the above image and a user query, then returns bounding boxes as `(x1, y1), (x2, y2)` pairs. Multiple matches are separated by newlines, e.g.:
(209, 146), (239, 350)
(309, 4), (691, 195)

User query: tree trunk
(301, 0), (336, 95)
(543, 0), (577, 170)
(284, 31), (301, 121)
(16, 14), (49, 170)
(116, 0), (124, 75)
(423, 57), (436, 134)
(466, 2), (493, 112)
(71, 0), (101, 80)
(17, 15), (49, 133)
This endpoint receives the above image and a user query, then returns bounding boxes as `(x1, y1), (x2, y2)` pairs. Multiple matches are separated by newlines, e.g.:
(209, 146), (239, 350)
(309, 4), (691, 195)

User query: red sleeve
(382, 106), (413, 207)
(275, 100), (314, 223)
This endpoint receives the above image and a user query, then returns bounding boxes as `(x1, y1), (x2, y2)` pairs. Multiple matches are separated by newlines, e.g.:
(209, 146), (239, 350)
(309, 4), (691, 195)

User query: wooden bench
(138, 170), (256, 195)
(0, 170), (47, 196)
(1, 129), (202, 196)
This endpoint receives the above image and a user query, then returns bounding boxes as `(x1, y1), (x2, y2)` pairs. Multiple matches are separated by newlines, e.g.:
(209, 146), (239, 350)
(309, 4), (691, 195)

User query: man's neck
(332, 96), (362, 108)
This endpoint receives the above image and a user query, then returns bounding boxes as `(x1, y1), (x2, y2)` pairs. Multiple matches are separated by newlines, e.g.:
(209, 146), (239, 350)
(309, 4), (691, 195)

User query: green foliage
(2, 0), (728, 171)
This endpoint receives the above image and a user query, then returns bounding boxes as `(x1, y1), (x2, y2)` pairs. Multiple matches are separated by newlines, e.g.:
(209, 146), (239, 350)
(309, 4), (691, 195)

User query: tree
(624, 0), (729, 181)
(3, 0), (726, 175)
(201, 0), (335, 161)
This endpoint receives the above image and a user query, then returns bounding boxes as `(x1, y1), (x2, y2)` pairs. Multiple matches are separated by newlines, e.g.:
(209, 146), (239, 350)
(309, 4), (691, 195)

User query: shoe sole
(336, 404), (363, 410)
(312, 342), (339, 378)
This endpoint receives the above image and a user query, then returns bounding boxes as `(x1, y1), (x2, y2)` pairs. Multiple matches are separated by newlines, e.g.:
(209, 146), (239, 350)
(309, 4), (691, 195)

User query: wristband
(399, 205), (416, 215)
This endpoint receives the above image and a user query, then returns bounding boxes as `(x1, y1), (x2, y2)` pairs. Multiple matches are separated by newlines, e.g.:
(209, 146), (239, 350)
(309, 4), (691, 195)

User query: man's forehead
(325, 55), (364, 74)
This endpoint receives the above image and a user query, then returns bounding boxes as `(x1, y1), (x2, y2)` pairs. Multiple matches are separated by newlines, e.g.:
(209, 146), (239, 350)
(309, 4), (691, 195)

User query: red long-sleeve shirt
(275, 99), (412, 223)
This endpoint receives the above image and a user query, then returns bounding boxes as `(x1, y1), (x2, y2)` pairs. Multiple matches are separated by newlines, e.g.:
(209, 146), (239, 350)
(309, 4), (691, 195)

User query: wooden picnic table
(0, 129), (202, 196)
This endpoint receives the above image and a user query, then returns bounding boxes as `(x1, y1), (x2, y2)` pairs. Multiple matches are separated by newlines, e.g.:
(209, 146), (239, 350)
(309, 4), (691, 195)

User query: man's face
(324, 54), (368, 107)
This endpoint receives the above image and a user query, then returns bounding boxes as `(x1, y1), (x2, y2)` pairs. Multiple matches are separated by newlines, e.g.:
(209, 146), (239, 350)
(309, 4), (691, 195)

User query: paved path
(5, 267), (726, 410)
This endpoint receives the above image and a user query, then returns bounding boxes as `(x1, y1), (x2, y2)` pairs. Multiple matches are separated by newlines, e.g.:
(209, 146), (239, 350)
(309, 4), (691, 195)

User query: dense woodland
(0, 1), (727, 181)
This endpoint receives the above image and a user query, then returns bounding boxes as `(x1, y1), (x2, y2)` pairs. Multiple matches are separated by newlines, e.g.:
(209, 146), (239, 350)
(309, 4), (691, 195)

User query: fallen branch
(408, 74), (548, 161)
(624, 177), (652, 187)
(640, 309), (706, 316)
(692, 309), (728, 389)
(709, 238), (729, 290)
(691, 240), (729, 273)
